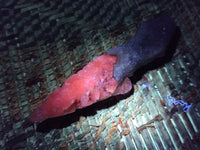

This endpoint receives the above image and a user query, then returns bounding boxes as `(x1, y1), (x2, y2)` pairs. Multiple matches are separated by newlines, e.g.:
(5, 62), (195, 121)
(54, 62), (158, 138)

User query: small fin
(113, 77), (132, 96)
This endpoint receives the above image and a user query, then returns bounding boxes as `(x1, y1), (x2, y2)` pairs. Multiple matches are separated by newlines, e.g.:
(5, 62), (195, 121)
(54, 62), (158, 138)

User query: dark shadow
(36, 27), (180, 133)
(36, 88), (133, 133)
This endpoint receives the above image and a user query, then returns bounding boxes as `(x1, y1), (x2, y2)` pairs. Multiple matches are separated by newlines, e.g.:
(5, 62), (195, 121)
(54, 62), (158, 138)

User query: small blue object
(167, 95), (192, 112)
(141, 83), (150, 88)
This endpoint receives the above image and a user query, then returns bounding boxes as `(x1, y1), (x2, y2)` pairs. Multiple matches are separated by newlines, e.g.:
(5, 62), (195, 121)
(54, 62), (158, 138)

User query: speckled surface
(0, 0), (200, 150)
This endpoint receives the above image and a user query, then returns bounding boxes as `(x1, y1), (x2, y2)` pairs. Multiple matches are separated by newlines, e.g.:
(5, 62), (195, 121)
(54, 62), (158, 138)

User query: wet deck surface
(1, 0), (200, 149)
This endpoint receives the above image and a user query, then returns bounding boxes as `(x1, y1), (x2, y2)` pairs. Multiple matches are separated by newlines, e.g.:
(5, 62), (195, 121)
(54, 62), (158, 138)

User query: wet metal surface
(0, 0), (200, 149)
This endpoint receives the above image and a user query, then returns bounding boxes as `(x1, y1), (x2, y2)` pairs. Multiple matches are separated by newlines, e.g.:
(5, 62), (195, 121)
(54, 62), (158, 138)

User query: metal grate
(0, 0), (200, 149)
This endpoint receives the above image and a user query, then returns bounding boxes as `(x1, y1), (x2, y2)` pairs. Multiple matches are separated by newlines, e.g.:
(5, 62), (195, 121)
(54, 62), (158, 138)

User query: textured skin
(107, 15), (176, 83)
(30, 55), (132, 122)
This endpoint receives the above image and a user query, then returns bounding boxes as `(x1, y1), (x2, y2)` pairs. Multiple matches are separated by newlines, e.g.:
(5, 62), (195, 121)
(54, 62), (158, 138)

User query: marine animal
(30, 14), (176, 122)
